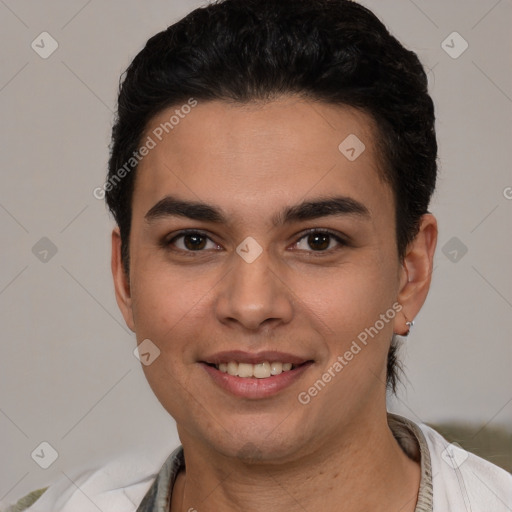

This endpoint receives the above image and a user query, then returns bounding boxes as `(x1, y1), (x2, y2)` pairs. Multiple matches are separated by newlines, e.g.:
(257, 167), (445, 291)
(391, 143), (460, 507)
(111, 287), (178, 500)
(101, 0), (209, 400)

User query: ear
(111, 227), (135, 332)
(395, 213), (438, 335)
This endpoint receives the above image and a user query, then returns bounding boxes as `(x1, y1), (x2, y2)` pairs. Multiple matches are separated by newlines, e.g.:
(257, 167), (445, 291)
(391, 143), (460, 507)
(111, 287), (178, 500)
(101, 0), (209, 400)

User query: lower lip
(201, 362), (313, 399)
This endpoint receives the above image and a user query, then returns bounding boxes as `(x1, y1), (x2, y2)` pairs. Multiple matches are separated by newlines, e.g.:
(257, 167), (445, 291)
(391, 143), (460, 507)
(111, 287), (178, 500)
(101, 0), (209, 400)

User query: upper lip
(201, 350), (312, 365)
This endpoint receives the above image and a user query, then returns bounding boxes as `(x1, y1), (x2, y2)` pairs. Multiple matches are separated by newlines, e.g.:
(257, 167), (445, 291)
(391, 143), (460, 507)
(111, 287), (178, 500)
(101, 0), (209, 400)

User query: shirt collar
(136, 413), (433, 512)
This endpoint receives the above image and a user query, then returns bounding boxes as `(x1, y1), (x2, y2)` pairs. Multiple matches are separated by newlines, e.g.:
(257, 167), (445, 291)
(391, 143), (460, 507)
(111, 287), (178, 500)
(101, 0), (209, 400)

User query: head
(107, 0), (437, 460)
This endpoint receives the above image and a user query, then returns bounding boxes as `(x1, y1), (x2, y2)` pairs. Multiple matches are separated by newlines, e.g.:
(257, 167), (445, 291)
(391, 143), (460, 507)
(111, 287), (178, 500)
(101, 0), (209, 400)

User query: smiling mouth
(204, 361), (310, 379)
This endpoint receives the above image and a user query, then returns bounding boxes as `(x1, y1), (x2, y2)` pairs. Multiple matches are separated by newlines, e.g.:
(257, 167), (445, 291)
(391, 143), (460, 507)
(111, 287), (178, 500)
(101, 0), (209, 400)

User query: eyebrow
(144, 194), (370, 227)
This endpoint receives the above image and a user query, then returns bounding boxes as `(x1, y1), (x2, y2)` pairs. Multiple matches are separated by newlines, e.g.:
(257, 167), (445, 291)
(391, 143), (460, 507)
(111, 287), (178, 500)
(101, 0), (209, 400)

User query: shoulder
(1, 449), (174, 512)
(1, 488), (48, 512)
(417, 422), (512, 511)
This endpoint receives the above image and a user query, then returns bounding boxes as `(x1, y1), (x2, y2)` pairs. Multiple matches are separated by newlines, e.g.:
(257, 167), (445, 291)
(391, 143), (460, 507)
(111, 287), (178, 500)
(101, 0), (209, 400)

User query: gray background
(1, 0), (511, 503)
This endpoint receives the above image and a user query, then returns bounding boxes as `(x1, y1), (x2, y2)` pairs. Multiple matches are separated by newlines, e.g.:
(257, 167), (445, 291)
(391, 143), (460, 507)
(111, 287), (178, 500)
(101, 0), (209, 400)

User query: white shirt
(5, 414), (511, 511)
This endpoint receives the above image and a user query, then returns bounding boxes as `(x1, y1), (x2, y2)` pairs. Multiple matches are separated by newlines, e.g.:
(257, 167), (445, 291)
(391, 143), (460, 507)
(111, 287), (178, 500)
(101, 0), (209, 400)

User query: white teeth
(270, 362), (282, 375)
(216, 361), (296, 378)
(227, 361), (238, 376)
(237, 363), (253, 378)
(253, 362), (271, 379)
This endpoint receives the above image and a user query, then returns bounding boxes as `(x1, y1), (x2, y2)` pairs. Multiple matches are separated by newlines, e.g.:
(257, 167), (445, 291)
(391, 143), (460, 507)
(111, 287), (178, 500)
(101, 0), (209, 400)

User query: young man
(10, 0), (511, 510)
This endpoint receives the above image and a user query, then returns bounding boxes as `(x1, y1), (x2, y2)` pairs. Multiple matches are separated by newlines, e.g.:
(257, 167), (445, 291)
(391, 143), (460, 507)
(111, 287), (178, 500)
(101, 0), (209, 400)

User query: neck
(171, 412), (421, 512)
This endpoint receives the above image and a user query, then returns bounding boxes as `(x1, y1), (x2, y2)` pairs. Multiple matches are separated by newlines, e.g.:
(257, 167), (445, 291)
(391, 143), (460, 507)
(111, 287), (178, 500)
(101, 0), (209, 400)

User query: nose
(214, 246), (294, 332)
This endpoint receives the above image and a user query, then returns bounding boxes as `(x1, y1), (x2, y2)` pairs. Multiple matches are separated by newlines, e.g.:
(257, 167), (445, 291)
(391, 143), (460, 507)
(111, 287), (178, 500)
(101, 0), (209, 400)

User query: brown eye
(294, 229), (347, 252)
(182, 233), (207, 250)
(306, 232), (331, 251)
(166, 231), (219, 252)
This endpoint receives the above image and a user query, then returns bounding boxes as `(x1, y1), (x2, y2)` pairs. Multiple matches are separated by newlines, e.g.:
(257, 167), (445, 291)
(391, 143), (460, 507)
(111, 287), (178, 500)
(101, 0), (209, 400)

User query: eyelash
(163, 228), (349, 256)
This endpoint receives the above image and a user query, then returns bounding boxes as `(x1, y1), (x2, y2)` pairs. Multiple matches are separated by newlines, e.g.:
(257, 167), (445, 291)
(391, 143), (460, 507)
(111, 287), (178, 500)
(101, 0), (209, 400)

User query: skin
(112, 95), (437, 512)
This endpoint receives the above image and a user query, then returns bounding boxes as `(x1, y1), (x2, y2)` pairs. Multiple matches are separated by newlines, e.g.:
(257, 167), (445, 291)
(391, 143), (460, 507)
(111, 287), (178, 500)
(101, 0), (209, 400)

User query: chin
(195, 416), (310, 463)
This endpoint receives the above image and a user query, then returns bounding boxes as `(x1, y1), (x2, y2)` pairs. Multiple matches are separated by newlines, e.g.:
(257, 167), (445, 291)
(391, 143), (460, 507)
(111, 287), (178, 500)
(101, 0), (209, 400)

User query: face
(112, 96), (434, 462)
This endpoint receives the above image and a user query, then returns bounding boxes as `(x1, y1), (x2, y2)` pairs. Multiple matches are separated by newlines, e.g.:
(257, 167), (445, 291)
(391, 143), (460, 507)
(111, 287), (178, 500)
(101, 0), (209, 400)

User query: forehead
(132, 96), (392, 226)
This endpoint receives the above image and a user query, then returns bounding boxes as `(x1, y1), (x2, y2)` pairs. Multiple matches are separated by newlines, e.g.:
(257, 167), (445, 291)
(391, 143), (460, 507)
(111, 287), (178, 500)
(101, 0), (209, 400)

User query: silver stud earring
(404, 319), (414, 336)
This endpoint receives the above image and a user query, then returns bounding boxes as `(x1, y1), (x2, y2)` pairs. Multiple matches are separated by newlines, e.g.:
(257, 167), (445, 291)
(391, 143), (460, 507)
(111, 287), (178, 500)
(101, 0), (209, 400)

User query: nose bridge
(215, 246), (293, 330)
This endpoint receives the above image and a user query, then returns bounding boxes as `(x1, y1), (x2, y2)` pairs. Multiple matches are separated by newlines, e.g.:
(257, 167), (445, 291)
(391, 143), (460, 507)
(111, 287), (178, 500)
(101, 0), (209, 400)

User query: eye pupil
(308, 233), (330, 251)
(184, 234), (207, 250)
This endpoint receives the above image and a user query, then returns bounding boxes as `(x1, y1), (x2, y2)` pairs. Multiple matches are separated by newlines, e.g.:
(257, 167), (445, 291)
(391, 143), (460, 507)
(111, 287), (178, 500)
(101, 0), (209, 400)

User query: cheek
(295, 260), (397, 332)
(130, 260), (214, 345)
(131, 264), (213, 415)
